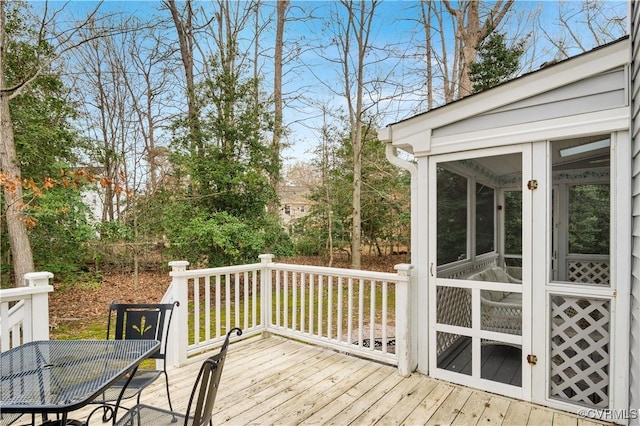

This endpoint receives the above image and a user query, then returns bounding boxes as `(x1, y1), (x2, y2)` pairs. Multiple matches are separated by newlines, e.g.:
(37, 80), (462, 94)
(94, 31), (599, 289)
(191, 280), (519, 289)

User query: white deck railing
(0, 272), (54, 351)
(0, 258), (413, 376)
(166, 254), (414, 375)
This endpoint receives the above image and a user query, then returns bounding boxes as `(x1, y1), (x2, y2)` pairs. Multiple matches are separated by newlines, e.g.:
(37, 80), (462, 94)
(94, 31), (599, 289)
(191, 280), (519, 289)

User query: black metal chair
(88, 301), (179, 423)
(114, 328), (242, 426)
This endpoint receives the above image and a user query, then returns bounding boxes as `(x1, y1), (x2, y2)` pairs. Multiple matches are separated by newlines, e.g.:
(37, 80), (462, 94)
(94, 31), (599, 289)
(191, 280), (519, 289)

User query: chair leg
(163, 370), (178, 423)
(163, 370), (174, 413)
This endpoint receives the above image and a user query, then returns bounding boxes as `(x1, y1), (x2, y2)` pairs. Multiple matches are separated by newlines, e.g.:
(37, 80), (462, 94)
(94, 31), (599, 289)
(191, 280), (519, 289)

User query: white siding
(630, 0), (640, 421)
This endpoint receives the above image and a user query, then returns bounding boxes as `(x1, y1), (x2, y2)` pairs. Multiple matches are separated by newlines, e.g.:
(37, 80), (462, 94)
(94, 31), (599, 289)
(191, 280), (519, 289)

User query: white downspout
(383, 134), (419, 373)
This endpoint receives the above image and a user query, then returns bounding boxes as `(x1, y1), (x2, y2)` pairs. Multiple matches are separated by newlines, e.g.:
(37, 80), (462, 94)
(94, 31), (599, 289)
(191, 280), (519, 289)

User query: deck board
(503, 399), (532, 425)
(265, 355), (382, 424)
(299, 365), (393, 425)
(451, 390), (492, 425)
(477, 395), (511, 424)
(428, 386), (473, 425)
(66, 335), (613, 425)
(400, 381), (456, 426)
(324, 371), (406, 425)
(375, 376), (437, 425)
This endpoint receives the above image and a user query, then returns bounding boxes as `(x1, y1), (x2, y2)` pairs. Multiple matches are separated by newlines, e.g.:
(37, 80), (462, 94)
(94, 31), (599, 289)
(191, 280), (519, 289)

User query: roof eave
(381, 37), (630, 155)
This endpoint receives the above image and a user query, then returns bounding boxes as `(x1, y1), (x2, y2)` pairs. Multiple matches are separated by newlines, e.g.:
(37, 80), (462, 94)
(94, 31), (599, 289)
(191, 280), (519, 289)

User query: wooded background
(0, 0), (626, 286)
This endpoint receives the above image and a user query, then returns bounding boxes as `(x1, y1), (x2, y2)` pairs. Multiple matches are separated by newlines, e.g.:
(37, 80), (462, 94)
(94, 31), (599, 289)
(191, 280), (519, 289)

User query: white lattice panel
(550, 296), (610, 408)
(567, 260), (610, 285)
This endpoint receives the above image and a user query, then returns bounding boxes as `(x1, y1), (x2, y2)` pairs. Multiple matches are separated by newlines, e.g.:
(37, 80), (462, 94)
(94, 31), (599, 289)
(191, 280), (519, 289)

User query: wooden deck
(70, 335), (609, 425)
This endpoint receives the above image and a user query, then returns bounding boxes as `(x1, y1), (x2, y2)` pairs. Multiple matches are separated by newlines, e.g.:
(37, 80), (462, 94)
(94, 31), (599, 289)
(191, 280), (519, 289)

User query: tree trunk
(271, 0), (289, 213)
(0, 96), (34, 287)
(166, 0), (200, 150)
(351, 138), (362, 269)
(420, 0), (434, 110)
(0, 3), (34, 286)
(436, 0), (514, 100)
(348, 1), (377, 270)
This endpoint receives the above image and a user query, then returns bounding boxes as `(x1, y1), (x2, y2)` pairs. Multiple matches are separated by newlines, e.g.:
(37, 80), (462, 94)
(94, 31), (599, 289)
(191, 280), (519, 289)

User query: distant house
(278, 185), (311, 233)
(78, 167), (122, 226)
(380, 35), (638, 422)
(80, 185), (103, 225)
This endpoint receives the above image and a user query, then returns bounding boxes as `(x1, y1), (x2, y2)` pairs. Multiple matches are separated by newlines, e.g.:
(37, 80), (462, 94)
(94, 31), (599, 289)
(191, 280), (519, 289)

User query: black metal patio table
(0, 339), (160, 425)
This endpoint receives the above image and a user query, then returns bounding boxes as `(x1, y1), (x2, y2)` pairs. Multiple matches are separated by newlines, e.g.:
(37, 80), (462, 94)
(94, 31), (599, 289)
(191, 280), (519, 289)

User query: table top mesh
(1, 340), (159, 413)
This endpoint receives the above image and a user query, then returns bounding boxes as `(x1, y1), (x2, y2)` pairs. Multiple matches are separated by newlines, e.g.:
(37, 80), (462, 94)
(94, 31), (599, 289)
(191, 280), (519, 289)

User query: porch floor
(69, 335), (608, 425)
(438, 337), (522, 387)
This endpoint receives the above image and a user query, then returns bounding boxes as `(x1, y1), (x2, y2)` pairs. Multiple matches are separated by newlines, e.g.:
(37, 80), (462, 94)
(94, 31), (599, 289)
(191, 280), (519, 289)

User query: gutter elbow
(385, 142), (417, 177)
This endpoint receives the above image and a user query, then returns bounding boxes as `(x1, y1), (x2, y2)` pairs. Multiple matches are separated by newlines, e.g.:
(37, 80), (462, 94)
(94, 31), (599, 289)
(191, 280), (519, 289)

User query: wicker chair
(115, 328), (242, 426)
(467, 267), (522, 336)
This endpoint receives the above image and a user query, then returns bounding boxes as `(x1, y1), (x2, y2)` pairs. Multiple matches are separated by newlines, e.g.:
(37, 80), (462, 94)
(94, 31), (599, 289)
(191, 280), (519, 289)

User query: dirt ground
(48, 253), (410, 335)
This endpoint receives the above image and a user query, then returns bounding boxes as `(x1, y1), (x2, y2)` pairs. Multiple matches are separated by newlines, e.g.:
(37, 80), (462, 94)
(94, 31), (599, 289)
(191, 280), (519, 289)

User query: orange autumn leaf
(43, 177), (56, 189)
(23, 178), (37, 190)
(100, 177), (112, 188)
(23, 217), (38, 228)
(2, 178), (17, 192)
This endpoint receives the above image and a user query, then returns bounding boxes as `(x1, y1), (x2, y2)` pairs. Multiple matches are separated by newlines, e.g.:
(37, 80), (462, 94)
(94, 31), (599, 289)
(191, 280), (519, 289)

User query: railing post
(394, 264), (413, 376)
(24, 272), (54, 342)
(259, 254), (274, 336)
(168, 261), (189, 367)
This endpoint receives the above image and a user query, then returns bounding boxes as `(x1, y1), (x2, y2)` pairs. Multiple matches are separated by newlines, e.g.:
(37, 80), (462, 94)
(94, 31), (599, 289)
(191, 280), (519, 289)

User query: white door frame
(427, 144), (533, 401)
(426, 134), (630, 415)
(530, 133), (631, 419)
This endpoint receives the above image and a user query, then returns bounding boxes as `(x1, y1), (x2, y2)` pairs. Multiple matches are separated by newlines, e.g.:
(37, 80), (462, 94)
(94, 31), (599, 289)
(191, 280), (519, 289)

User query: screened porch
(433, 135), (611, 406)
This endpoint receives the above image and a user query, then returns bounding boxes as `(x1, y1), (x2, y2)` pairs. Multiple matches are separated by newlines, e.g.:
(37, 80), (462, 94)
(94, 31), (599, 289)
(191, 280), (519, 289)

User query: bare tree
(419, 1), (435, 110)
(319, 107), (336, 266)
(272, 0), (290, 205)
(442, 0), (514, 99)
(415, 0), (514, 103)
(283, 162), (321, 188)
(537, 0), (626, 62)
(301, 1), (404, 268)
(123, 21), (177, 193)
(164, 0), (202, 151)
(74, 20), (133, 222)
(336, 0), (379, 269)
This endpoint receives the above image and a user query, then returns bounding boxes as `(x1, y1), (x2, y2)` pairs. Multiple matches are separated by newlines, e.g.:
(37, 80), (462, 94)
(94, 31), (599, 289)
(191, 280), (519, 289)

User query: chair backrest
(184, 328), (242, 426)
(468, 267), (518, 284)
(107, 302), (179, 360)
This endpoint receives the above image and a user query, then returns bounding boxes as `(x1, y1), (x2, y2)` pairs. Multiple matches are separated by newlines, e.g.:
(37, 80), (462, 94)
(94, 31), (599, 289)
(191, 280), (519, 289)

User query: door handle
(430, 263), (435, 277)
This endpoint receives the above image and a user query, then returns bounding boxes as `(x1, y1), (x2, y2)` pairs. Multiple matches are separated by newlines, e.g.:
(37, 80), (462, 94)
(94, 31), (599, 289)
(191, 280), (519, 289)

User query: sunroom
(380, 36), (632, 420)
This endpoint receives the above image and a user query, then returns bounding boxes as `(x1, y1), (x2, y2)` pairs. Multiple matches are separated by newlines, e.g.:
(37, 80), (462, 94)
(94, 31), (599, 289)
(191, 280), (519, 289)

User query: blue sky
(35, 1), (629, 164)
